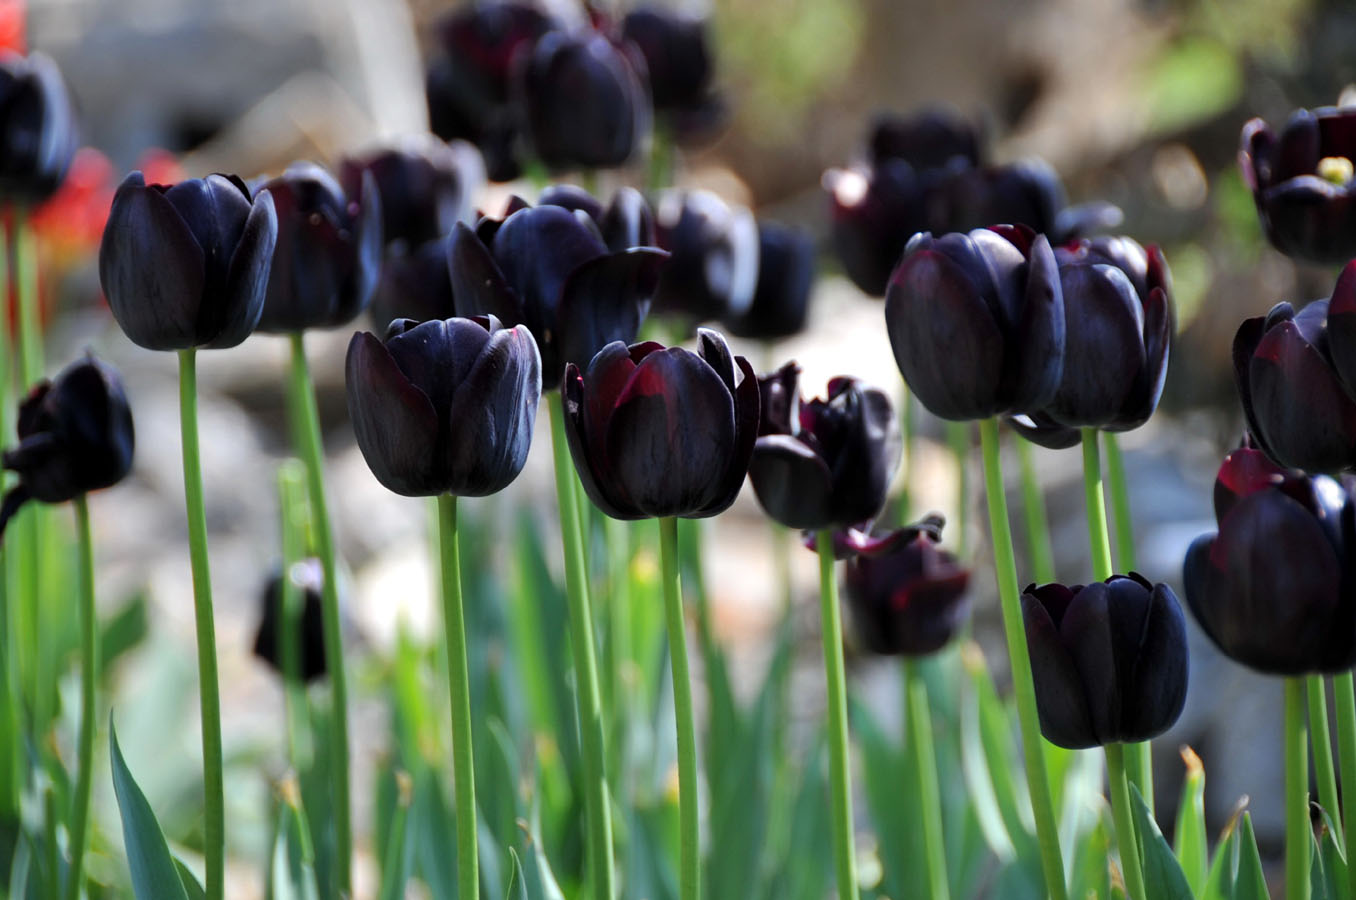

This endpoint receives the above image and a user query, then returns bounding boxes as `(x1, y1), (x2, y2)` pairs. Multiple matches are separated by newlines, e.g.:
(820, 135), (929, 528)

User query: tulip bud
(724, 222), (816, 340)
(1023, 573), (1188, 749)
(0, 51), (77, 205)
(255, 161), (382, 332)
(748, 362), (901, 530)
(1184, 448), (1356, 674)
(345, 315), (541, 497)
(0, 354), (135, 536)
(562, 329), (759, 519)
(252, 558), (327, 682)
(99, 171), (278, 351)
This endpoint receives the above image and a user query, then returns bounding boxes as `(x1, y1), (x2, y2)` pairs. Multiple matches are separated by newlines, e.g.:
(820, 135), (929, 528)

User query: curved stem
(1308, 676), (1342, 844)
(1333, 673), (1356, 898)
(978, 418), (1068, 900)
(287, 332), (352, 889)
(1015, 437), (1056, 584)
(1287, 677), (1312, 900)
(904, 659), (949, 900)
(1106, 743), (1146, 900)
(179, 348), (224, 900)
(437, 495), (479, 900)
(64, 496), (96, 900)
(661, 517), (700, 900)
(548, 398), (615, 900)
(817, 528), (858, 899)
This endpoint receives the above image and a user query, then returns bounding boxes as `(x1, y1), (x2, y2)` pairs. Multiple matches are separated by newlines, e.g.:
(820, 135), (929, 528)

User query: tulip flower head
(339, 137), (482, 254)
(885, 224), (1064, 421)
(620, 7), (725, 141)
(0, 50), (76, 205)
(562, 329), (758, 519)
(99, 171), (278, 351)
(0, 354), (134, 537)
(748, 362), (901, 531)
(1184, 448), (1356, 675)
(252, 558), (328, 682)
(724, 222), (816, 340)
(651, 188), (760, 322)
(346, 315), (541, 497)
(1023, 573), (1188, 749)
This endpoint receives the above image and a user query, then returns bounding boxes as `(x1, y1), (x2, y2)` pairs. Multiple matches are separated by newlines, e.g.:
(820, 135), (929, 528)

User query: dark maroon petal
(581, 340), (639, 474)
(1005, 411), (1080, 450)
(205, 188), (276, 348)
(1045, 264), (1144, 427)
(1123, 583), (1188, 741)
(554, 247), (668, 388)
(1110, 283), (1171, 432)
(1009, 233), (1065, 412)
(562, 362), (638, 519)
(696, 327), (737, 396)
(449, 221), (523, 326)
(748, 434), (834, 529)
(1021, 589), (1096, 749)
(385, 317), (492, 414)
(490, 205), (608, 337)
(1249, 317), (1356, 472)
(1274, 107), (1321, 182)
(697, 353), (760, 517)
(1232, 313), (1276, 461)
(443, 323), (541, 495)
(1213, 448), (1286, 521)
(345, 331), (441, 496)
(1258, 177), (1356, 265)
(1326, 260), (1356, 399)
(345, 168), (384, 324)
(602, 185), (655, 250)
(1239, 117), (1275, 191)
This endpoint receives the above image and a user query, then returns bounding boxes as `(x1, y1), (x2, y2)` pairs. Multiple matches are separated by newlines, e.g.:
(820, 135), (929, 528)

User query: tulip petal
(1249, 318), (1356, 472)
(1111, 283), (1171, 431)
(698, 354), (760, 517)
(1123, 583), (1188, 741)
(386, 317), (492, 415)
(562, 361), (637, 519)
(345, 168), (384, 323)
(490, 205), (608, 332)
(748, 434), (834, 529)
(554, 246), (667, 388)
(1046, 263), (1144, 426)
(1326, 260), (1356, 399)
(449, 221), (523, 325)
(206, 188), (276, 348)
(1004, 411), (1080, 450)
(99, 172), (205, 350)
(444, 324), (541, 496)
(345, 331), (442, 496)
(1022, 590), (1096, 749)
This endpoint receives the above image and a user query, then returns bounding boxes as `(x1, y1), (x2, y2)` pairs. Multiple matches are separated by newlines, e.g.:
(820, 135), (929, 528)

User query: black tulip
(345, 315), (541, 497)
(885, 224), (1064, 421)
(517, 30), (651, 170)
(724, 222), (816, 340)
(562, 329), (759, 520)
(651, 188), (760, 322)
(539, 183), (656, 251)
(255, 161), (382, 332)
(749, 362), (900, 530)
(1183, 448), (1356, 675)
(0, 354), (134, 536)
(449, 198), (668, 389)
(99, 171), (278, 351)
(1023, 573), (1188, 749)
(252, 558), (328, 683)
(339, 137), (482, 253)
(369, 234), (456, 332)
(0, 51), (76, 205)
(867, 107), (982, 170)
(620, 7), (725, 141)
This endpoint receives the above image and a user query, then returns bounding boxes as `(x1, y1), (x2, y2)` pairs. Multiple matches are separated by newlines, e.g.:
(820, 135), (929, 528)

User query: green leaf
(1317, 807), (1350, 899)
(1129, 783), (1193, 900)
(269, 802), (319, 900)
(99, 592), (149, 681)
(853, 694), (922, 899)
(109, 720), (190, 900)
(1202, 810), (1268, 900)
(1172, 747), (1208, 896)
(1233, 813), (1270, 900)
(175, 858), (206, 900)
(506, 849), (526, 900)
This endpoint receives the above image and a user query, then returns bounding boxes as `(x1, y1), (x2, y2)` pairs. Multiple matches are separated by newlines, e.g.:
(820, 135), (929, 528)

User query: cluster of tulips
(9, 3), (1356, 900)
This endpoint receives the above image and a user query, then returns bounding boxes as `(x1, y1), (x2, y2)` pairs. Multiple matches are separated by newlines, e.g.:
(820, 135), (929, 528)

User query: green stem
(437, 495), (479, 900)
(1309, 677), (1343, 845)
(604, 514), (630, 771)
(978, 418), (1068, 900)
(904, 659), (949, 900)
(14, 211), (40, 386)
(179, 348), (224, 900)
(276, 461), (310, 768)
(816, 528), (858, 900)
(1105, 743), (1147, 900)
(661, 517), (700, 900)
(15, 212), (43, 737)
(946, 421), (971, 557)
(64, 496), (96, 900)
(547, 397), (615, 900)
(1079, 429), (1114, 582)
(286, 332), (352, 890)
(1333, 673), (1356, 898)
(1287, 677), (1312, 900)
(1015, 437), (1056, 584)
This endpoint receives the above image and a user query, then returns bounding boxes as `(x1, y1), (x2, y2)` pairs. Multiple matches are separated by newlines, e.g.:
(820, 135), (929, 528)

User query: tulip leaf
(513, 797), (566, 900)
(269, 802), (319, 900)
(854, 693), (925, 900)
(109, 720), (191, 900)
(1068, 813), (1113, 900)
(175, 859), (206, 900)
(376, 771), (413, 900)
(1129, 783), (1193, 900)
(1201, 810), (1268, 900)
(1311, 807), (1348, 900)
(772, 735), (833, 900)
(1173, 747), (1208, 896)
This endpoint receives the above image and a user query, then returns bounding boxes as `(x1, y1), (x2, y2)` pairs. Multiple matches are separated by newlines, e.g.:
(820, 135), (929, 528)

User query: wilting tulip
(339, 137), (482, 253)
(651, 188), (759, 322)
(517, 30), (650, 170)
(0, 354), (134, 536)
(1240, 106), (1356, 264)
(885, 224), (1064, 421)
(562, 329), (758, 519)
(843, 516), (970, 656)
(1023, 573), (1188, 749)
(1184, 448), (1356, 674)
(99, 171), (278, 351)
(252, 558), (327, 682)
(1009, 236), (1172, 448)
(748, 362), (900, 530)
(255, 161), (382, 332)
(346, 315), (541, 497)
(620, 7), (724, 140)
(449, 198), (668, 388)
(725, 222), (816, 340)
(0, 51), (76, 204)
(1234, 265), (1356, 473)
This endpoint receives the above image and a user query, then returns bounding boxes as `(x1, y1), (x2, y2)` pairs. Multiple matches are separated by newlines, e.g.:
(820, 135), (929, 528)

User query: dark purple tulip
(844, 517), (970, 656)
(562, 329), (758, 519)
(252, 558), (327, 682)
(867, 107), (982, 170)
(885, 224), (1065, 421)
(345, 315), (540, 497)
(619, 7), (724, 140)
(1234, 268), (1356, 473)
(1240, 107), (1356, 264)
(748, 362), (900, 530)
(339, 137), (482, 253)
(0, 354), (134, 536)
(1023, 573), (1188, 749)
(0, 51), (76, 204)
(369, 234), (456, 331)
(517, 30), (651, 170)
(651, 189), (760, 322)
(449, 199), (668, 389)
(99, 171), (278, 351)
(255, 161), (382, 332)
(724, 222), (816, 340)
(1184, 448), (1356, 674)
(824, 162), (926, 298)
(539, 183), (656, 251)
